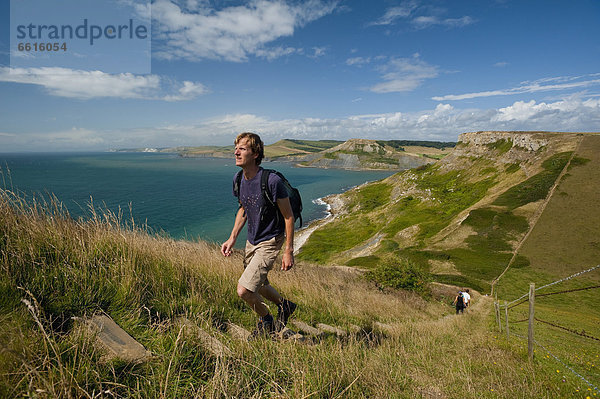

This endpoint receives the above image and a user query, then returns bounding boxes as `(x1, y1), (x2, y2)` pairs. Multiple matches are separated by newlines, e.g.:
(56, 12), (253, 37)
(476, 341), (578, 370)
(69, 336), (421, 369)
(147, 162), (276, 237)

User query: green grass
(479, 167), (497, 176)
(494, 152), (572, 210)
(431, 273), (490, 294)
(366, 256), (430, 295)
(345, 255), (380, 269)
(383, 168), (497, 242)
(504, 162), (521, 174)
(296, 216), (379, 263)
(495, 265), (600, 389)
(347, 182), (392, 213)
(268, 139), (342, 154)
(486, 138), (513, 154)
(377, 140), (456, 150)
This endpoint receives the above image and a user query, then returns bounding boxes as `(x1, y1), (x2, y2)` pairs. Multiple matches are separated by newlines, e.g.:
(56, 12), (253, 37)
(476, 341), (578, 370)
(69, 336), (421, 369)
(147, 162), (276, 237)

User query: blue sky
(1, 0), (599, 151)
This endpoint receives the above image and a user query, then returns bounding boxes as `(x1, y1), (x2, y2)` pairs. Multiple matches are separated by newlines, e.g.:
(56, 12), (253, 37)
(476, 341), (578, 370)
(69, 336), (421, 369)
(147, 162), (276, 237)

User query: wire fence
(510, 331), (600, 394)
(505, 264), (600, 308)
(494, 263), (600, 393)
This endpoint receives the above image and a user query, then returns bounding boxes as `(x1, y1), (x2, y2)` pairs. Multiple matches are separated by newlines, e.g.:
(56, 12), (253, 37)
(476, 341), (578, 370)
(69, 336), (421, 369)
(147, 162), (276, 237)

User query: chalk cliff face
(457, 131), (549, 152)
(297, 139), (432, 170)
(437, 131), (582, 175)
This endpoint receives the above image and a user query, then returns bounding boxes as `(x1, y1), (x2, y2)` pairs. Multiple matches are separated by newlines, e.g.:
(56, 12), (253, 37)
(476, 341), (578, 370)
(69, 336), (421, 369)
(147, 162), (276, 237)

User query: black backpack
(234, 169), (303, 228)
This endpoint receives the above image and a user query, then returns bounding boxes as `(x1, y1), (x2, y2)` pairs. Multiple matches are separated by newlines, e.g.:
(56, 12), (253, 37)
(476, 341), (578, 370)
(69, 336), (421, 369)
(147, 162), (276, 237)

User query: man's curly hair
(235, 132), (264, 165)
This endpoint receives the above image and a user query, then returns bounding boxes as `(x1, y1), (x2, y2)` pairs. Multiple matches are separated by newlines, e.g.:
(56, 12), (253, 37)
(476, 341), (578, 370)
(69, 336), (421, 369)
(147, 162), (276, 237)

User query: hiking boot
(248, 315), (274, 341)
(275, 299), (297, 332)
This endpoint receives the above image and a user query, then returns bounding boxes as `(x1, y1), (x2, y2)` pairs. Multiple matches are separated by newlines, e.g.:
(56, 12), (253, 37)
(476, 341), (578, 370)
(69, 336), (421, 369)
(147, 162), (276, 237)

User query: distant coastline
(111, 138), (455, 172)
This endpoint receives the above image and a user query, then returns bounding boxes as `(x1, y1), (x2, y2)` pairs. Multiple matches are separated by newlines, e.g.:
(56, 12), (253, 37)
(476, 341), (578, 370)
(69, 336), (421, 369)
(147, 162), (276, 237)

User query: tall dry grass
(0, 188), (587, 398)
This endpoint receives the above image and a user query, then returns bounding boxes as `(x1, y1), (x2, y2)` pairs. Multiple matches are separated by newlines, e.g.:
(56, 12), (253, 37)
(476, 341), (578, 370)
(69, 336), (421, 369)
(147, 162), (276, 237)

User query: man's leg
(258, 284), (283, 305)
(237, 284), (269, 316)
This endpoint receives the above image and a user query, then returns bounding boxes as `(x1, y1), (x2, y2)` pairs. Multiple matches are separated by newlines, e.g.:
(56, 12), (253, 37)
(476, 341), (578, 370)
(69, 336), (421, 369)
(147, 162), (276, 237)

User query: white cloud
(433, 73), (600, 101)
(254, 46), (300, 61)
(153, 0), (337, 62)
(369, 55), (439, 93)
(176, 97), (598, 144)
(412, 15), (474, 29)
(311, 47), (327, 58)
(346, 56), (371, 66)
(0, 67), (208, 101)
(368, 2), (474, 30)
(3, 97), (598, 151)
(367, 2), (418, 26)
(109, 97), (599, 147)
(162, 81), (209, 101)
(0, 128), (105, 151)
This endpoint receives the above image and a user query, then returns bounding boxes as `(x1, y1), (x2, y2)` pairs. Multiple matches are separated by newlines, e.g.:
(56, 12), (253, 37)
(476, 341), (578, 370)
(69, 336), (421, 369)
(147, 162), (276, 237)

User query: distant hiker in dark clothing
(453, 291), (465, 314)
(221, 132), (297, 339)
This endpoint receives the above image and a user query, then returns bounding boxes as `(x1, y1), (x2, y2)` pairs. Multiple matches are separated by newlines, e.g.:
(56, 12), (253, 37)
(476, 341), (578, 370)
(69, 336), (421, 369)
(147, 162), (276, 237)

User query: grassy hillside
(492, 135), (600, 391)
(297, 132), (596, 292)
(295, 132), (600, 395)
(157, 140), (343, 159)
(148, 139), (451, 170)
(264, 139), (343, 158)
(0, 187), (594, 397)
(296, 139), (443, 170)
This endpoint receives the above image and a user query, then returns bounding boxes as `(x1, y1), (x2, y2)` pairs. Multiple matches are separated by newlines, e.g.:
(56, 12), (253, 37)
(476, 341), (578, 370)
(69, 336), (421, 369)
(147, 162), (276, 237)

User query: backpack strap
(260, 169), (275, 207)
(233, 170), (243, 211)
(260, 169), (281, 225)
(233, 170), (243, 198)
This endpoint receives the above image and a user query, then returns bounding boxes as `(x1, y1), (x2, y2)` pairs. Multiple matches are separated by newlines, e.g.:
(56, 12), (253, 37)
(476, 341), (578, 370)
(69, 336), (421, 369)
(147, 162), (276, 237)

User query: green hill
(157, 139), (453, 170)
(297, 132), (599, 290)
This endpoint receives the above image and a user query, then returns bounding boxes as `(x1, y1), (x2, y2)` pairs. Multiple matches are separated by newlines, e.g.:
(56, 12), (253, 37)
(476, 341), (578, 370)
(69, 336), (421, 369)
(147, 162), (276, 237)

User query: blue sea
(0, 152), (394, 247)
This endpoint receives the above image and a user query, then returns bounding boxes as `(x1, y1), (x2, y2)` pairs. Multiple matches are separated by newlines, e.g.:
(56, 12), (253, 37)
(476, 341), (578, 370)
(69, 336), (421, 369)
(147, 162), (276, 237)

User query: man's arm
(221, 206), (247, 257)
(276, 197), (294, 270)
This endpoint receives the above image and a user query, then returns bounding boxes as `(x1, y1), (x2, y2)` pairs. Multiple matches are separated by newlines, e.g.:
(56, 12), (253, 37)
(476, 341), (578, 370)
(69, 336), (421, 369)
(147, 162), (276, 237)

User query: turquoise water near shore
(0, 153), (394, 247)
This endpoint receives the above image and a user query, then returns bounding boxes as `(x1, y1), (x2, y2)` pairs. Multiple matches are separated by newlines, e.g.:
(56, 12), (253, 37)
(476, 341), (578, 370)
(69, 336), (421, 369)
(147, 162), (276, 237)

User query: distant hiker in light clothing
(221, 132), (297, 339)
(462, 289), (471, 308)
(453, 291), (465, 314)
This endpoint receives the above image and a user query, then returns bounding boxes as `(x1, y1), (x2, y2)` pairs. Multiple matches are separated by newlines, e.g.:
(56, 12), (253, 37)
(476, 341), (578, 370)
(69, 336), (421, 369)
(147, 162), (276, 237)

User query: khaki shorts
(238, 235), (284, 293)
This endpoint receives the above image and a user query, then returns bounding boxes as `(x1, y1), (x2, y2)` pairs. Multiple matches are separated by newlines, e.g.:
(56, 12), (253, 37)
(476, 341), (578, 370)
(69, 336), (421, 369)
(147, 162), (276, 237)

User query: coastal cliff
(294, 139), (434, 170)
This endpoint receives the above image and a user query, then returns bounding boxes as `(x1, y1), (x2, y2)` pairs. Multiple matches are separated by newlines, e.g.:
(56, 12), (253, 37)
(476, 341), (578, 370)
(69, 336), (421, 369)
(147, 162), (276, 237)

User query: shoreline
(293, 176), (387, 254)
(293, 193), (348, 254)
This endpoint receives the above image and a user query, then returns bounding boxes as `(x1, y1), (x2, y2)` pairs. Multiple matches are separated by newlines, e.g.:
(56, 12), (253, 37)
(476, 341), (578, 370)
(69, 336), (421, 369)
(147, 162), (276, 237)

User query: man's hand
(221, 238), (235, 257)
(281, 250), (294, 271)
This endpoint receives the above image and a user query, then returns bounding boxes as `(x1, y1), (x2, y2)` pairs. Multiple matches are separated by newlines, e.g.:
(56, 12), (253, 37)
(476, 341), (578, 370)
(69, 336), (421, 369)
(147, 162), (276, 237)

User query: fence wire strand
(505, 264), (600, 308)
(509, 332), (600, 394)
(536, 284), (600, 298)
(507, 284), (600, 310)
(534, 317), (600, 342)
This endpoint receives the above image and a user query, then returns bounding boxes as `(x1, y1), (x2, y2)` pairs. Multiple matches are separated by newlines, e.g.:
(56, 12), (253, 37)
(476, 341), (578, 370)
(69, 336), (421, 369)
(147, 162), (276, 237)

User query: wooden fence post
(528, 283), (535, 361)
(495, 301), (502, 332)
(505, 301), (509, 340)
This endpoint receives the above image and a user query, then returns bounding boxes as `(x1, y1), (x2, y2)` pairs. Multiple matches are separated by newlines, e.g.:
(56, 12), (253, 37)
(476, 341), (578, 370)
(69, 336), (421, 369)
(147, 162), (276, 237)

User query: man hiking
(221, 132), (297, 339)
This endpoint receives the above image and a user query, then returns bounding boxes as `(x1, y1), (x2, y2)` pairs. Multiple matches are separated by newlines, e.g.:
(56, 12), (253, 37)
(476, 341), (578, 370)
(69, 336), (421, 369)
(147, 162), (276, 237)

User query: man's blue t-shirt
(233, 168), (288, 245)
